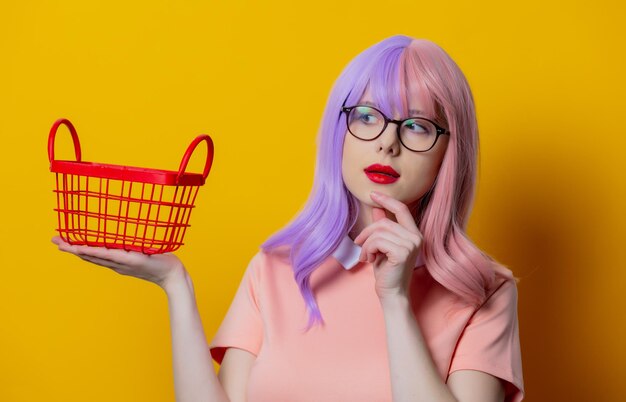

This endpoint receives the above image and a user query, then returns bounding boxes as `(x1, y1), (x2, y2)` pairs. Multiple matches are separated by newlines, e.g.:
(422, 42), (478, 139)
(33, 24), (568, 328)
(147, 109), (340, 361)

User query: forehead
(358, 85), (431, 117)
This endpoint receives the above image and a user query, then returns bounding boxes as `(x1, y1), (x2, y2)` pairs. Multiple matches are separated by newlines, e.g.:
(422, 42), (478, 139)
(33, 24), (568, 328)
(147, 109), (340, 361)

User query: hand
(353, 191), (424, 301)
(51, 236), (186, 289)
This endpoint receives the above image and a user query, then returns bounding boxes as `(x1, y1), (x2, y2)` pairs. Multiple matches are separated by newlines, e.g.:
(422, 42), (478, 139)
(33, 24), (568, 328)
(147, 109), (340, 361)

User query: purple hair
(261, 34), (516, 329)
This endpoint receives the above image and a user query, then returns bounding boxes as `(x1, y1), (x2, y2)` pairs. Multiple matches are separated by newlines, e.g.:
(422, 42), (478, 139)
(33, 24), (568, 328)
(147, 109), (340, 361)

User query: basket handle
(48, 118), (82, 164)
(176, 134), (214, 184)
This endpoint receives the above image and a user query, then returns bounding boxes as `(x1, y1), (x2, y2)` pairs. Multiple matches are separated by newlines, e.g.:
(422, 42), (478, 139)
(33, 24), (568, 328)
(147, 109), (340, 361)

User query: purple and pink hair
(260, 34), (517, 329)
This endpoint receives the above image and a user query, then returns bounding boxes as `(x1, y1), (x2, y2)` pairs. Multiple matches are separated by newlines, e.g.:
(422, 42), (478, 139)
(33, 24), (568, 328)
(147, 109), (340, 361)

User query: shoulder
(487, 264), (519, 304)
(243, 246), (294, 286)
(253, 245), (292, 269)
(474, 264), (520, 321)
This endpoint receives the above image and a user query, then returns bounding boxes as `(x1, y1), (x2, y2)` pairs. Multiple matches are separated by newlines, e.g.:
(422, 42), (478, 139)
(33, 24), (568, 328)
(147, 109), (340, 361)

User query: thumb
(372, 207), (386, 222)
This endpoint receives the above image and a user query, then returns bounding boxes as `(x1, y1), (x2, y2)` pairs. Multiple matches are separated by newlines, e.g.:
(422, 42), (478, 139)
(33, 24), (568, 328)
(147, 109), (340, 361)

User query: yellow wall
(1, 1), (624, 401)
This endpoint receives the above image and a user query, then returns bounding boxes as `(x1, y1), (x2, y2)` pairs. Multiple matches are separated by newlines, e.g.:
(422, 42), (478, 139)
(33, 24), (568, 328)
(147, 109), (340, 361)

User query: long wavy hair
(261, 34), (516, 329)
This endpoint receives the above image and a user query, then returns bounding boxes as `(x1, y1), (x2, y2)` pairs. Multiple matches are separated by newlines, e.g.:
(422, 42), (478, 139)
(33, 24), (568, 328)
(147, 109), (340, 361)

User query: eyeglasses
(340, 105), (450, 152)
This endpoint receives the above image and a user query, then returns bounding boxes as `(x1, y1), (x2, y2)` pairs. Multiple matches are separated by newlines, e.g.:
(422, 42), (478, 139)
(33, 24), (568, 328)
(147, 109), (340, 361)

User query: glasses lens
(400, 118), (437, 151)
(347, 106), (385, 140)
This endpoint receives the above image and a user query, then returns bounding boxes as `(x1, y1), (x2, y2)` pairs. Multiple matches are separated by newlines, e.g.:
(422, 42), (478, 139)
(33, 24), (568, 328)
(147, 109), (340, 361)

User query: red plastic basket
(48, 118), (214, 254)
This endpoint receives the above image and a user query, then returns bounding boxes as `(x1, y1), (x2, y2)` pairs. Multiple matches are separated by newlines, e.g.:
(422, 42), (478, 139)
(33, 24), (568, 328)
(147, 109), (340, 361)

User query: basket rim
(50, 160), (206, 186)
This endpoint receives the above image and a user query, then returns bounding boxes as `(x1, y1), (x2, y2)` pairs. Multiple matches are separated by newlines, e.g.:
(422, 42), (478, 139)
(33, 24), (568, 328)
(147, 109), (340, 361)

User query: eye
(354, 107), (380, 125)
(403, 119), (430, 134)
(358, 113), (378, 124)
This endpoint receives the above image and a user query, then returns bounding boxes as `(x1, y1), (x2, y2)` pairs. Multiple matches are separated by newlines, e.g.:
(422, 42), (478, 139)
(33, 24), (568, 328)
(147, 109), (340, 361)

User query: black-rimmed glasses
(341, 105), (450, 152)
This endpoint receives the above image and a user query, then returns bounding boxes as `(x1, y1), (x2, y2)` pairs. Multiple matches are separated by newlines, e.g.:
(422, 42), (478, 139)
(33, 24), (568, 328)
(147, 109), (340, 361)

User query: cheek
(341, 137), (355, 170)
(414, 140), (448, 187)
(341, 137), (364, 188)
(341, 138), (349, 179)
(404, 160), (442, 198)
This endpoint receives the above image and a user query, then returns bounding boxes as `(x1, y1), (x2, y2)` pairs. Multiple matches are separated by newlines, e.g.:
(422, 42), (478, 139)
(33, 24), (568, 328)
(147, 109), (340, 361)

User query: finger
(369, 191), (419, 234)
(364, 231), (414, 256)
(78, 246), (140, 265)
(57, 242), (143, 266)
(354, 217), (420, 246)
(362, 236), (411, 265)
(52, 236), (77, 249)
(372, 207), (386, 222)
(77, 254), (126, 271)
(360, 232), (413, 263)
(360, 208), (390, 245)
(56, 241), (99, 257)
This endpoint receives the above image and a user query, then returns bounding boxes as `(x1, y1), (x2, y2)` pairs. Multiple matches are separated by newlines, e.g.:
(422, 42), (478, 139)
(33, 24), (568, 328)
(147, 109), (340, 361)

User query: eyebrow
(362, 100), (423, 116)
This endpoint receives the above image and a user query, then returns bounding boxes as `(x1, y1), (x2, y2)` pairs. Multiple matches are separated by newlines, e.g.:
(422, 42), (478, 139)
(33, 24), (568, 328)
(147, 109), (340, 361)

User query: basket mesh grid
(53, 172), (200, 254)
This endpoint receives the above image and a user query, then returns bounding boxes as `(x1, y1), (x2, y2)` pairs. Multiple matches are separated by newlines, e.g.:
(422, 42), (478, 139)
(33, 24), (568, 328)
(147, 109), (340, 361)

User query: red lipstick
(364, 164), (400, 184)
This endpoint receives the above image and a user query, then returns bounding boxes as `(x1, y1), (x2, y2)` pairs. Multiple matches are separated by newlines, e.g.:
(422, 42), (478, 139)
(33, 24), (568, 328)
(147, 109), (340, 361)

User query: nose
(376, 121), (401, 155)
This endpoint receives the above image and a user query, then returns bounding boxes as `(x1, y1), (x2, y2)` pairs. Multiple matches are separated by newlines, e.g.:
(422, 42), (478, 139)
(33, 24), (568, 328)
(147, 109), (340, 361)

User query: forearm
(381, 294), (457, 402)
(163, 268), (230, 402)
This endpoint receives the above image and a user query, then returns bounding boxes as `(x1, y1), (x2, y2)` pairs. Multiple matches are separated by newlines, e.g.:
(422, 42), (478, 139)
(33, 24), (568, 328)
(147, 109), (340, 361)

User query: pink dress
(209, 236), (524, 401)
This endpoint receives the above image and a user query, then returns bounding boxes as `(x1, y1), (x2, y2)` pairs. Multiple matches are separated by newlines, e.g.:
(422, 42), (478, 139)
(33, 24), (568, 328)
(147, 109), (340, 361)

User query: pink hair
(402, 39), (518, 309)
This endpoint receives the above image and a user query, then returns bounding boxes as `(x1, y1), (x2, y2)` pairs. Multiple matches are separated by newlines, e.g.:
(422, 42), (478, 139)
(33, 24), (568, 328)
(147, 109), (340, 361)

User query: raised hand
(51, 236), (185, 289)
(353, 191), (424, 300)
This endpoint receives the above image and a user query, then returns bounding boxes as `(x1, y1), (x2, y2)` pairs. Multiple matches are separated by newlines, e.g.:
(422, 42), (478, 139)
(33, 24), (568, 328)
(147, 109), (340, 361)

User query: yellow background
(1, 1), (624, 401)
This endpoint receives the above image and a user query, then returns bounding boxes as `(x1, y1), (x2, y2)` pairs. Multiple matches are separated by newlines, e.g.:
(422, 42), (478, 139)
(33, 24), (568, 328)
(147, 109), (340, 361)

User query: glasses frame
(341, 105), (450, 152)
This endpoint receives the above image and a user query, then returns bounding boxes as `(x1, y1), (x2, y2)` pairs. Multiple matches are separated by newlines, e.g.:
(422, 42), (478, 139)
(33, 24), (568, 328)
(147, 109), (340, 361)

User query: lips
(364, 164), (400, 184)
(364, 164), (400, 178)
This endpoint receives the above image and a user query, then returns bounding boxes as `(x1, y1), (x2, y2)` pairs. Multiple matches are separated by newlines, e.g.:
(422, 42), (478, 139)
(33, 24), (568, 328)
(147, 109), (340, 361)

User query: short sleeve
(448, 278), (525, 402)
(209, 251), (264, 365)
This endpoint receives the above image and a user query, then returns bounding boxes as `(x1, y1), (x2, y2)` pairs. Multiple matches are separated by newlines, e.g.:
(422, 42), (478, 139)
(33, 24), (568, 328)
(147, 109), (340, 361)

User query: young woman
(52, 34), (524, 402)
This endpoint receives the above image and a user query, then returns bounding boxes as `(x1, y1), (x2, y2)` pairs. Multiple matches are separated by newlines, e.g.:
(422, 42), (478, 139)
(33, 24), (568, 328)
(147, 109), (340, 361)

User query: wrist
(378, 291), (412, 311)
(160, 264), (189, 294)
